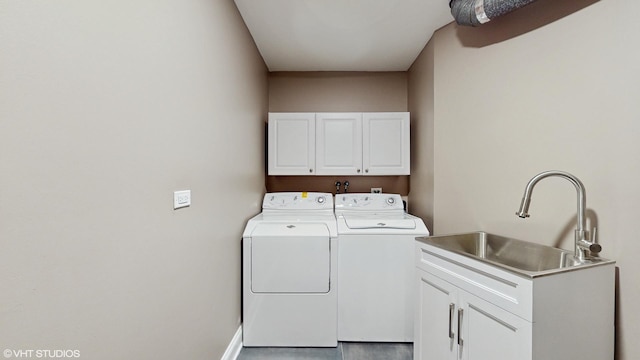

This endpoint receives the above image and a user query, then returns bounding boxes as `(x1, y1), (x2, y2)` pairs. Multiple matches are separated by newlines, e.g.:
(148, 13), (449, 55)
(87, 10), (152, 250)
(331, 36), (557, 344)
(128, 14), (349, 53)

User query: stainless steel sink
(416, 232), (614, 278)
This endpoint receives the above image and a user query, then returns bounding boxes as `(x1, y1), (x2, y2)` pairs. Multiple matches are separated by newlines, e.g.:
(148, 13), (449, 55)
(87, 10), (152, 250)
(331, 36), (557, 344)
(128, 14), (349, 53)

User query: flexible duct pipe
(450, 0), (538, 26)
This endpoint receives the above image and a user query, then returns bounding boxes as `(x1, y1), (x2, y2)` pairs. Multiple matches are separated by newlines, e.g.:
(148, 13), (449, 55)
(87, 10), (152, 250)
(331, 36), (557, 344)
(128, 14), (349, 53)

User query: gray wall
(407, 40), (435, 231)
(0, 1), (267, 359)
(409, 0), (640, 358)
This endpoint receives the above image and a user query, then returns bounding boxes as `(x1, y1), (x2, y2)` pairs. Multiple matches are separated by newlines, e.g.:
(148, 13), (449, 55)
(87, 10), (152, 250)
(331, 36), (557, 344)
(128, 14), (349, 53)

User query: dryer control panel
(262, 192), (334, 210)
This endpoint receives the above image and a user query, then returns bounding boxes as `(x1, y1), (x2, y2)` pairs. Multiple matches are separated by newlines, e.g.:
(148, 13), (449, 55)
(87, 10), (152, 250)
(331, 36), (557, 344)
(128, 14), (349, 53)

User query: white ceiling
(234, 0), (453, 72)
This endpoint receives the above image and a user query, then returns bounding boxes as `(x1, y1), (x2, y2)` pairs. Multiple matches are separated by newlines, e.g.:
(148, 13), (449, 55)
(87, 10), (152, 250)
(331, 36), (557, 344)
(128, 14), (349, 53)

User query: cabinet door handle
(457, 308), (464, 347)
(448, 303), (455, 340)
(309, 168), (313, 173)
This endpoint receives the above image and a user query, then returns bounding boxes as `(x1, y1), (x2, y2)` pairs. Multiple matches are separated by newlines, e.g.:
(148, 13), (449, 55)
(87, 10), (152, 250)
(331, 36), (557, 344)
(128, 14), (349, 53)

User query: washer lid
(343, 217), (416, 230)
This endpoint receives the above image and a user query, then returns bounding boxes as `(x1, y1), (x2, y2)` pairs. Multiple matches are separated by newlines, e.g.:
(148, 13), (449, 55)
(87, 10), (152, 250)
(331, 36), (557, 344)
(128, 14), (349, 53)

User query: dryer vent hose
(449, 0), (537, 26)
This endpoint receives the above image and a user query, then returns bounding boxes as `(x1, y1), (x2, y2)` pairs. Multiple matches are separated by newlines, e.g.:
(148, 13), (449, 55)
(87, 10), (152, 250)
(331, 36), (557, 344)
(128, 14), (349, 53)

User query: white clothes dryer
(242, 192), (337, 347)
(335, 193), (429, 342)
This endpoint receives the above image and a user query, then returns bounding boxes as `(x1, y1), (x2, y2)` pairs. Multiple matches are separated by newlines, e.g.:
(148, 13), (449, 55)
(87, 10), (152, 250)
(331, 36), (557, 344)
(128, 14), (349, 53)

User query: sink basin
(416, 232), (614, 278)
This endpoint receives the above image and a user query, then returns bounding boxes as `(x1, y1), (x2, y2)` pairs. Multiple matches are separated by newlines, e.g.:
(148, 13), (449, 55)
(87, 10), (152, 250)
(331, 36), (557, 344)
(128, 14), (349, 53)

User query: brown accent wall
(267, 176), (409, 196)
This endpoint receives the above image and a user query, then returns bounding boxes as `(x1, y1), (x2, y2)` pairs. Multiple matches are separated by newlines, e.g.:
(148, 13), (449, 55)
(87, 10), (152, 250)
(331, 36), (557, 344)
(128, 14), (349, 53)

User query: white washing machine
(335, 193), (429, 342)
(242, 192), (338, 347)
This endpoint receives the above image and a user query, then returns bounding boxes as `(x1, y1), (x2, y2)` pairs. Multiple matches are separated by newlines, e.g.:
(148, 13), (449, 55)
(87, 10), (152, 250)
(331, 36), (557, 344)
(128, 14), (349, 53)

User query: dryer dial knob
(387, 197), (395, 205)
(316, 196), (326, 204)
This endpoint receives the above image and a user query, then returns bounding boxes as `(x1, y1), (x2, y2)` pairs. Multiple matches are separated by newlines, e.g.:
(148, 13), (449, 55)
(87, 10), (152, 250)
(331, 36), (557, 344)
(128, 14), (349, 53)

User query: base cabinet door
(416, 269), (532, 360)
(459, 292), (532, 360)
(415, 270), (457, 360)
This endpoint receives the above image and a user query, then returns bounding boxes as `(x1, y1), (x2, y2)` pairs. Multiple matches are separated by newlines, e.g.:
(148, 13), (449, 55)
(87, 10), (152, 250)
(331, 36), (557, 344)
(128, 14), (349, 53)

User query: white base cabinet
(415, 240), (615, 360)
(417, 270), (531, 360)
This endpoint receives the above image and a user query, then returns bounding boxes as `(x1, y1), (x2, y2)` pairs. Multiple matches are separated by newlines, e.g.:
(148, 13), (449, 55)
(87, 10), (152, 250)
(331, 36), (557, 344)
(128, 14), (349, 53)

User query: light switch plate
(174, 190), (191, 209)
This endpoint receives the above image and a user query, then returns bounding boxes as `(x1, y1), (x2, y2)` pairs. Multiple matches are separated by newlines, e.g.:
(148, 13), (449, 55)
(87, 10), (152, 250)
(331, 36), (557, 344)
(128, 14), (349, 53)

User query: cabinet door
(268, 113), (315, 175)
(459, 291), (532, 360)
(415, 269), (457, 360)
(315, 113), (362, 175)
(363, 112), (410, 175)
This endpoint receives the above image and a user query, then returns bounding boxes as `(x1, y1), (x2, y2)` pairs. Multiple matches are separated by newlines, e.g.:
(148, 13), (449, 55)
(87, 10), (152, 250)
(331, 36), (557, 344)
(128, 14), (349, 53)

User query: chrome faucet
(516, 170), (601, 261)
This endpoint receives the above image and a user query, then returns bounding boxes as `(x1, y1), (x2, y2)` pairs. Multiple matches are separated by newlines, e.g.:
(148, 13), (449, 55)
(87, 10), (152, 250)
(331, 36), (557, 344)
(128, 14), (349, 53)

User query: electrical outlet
(174, 190), (191, 209)
(371, 187), (382, 194)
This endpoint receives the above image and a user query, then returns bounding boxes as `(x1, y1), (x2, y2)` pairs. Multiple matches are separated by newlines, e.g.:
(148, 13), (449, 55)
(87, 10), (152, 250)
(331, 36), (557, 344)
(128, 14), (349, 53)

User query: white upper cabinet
(363, 112), (410, 175)
(268, 113), (315, 175)
(315, 113), (363, 175)
(268, 112), (410, 176)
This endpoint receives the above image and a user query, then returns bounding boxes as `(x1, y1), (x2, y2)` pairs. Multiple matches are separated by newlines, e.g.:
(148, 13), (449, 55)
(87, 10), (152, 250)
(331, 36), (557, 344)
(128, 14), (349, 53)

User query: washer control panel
(335, 193), (404, 212)
(262, 192), (333, 210)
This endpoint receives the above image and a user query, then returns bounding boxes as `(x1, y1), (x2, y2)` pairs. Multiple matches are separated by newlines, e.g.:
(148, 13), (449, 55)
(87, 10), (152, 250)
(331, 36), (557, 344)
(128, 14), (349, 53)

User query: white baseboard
(221, 325), (243, 360)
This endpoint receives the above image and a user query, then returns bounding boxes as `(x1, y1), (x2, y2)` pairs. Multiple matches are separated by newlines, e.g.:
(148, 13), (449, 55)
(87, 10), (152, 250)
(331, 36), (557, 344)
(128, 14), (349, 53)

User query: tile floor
(237, 342), (412, 360)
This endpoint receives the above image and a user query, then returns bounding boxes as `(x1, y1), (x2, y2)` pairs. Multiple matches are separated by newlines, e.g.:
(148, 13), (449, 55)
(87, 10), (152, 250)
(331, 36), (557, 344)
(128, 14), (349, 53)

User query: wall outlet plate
(174, 190), (191, 209)
(371, 187), (382, 194)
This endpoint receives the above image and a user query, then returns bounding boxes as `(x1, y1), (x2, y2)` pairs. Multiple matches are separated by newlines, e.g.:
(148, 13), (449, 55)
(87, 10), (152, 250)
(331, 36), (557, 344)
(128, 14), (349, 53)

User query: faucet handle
(577, 227), (602, 255)
(590, 227), (602, 253)
(577, 239), (602, 254)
